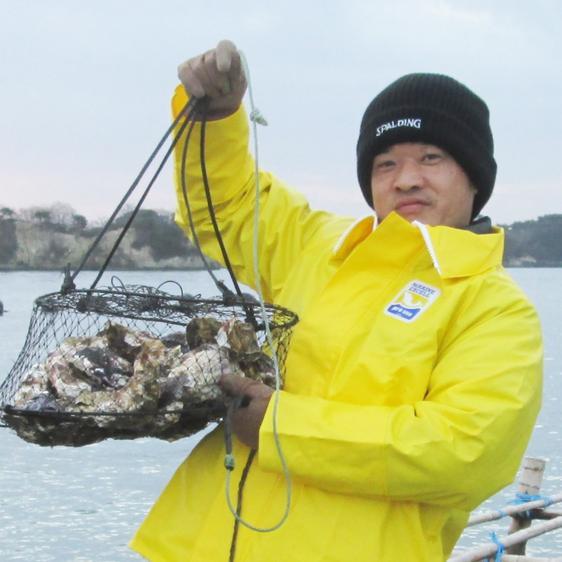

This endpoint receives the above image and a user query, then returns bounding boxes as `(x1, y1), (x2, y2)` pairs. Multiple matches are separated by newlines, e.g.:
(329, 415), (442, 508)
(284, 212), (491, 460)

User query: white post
(506, 457), (546, 555)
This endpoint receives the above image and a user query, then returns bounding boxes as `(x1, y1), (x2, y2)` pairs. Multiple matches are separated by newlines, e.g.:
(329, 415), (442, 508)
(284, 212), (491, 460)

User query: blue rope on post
(510, 492), (554, 519)
(514, 492), (553, 506)
(489, 531), (505, 562)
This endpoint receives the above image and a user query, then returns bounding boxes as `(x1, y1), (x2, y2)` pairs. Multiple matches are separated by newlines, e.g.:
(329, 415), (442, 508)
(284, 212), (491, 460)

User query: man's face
(370, 142), (476, 228)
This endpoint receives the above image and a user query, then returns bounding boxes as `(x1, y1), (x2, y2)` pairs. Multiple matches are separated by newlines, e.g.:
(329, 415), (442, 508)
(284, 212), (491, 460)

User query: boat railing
(449, 457), (562, 562)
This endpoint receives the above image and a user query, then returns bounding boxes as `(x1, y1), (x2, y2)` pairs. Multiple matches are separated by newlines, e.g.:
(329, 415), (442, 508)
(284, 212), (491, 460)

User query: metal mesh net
(0, 284), (297, 447)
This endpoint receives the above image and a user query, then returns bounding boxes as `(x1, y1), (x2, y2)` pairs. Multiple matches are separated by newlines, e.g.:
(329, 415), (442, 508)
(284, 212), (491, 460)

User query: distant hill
(1, 204), (561, 269)
(501, 214), (562, 267)
(0, 204), (210, 271)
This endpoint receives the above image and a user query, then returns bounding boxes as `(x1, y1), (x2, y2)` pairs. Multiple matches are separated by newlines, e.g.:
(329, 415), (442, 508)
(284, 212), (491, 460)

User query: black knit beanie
(356, 73), (497, 218)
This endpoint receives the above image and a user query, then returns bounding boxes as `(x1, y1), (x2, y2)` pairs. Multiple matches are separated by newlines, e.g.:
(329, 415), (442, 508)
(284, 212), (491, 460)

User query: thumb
(215, 39), (238, 73)
(218, 373), (254, 397)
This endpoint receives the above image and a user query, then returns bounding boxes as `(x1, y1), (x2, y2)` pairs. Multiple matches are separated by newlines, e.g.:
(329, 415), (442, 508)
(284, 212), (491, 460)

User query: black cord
(223, 396), (255, 562)
(229, 448), (256, 562)
(69, 98), (196, 287)
(88, 101), (197, 290)
(197, 102), (258, 327)
(198, 102), (244, 298)
(179, 105), (224, 289)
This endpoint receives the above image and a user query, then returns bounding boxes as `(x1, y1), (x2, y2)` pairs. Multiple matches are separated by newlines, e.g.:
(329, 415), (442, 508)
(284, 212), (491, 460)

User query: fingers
(177, 40), (247, 118)
(202, 51), (233, 97)
(177, 52), (221, 99)
(219, 373), (256, 397)
(228, 385), (272, 449)
(227, 49), (247, 94)
(219, 373), (274, 400)
(220, 373), (274, 449)
(215, 39), (237, 73)
(194, 51), (225, 99)
(177, 40), (242, 99)
(229, 401), (264, 449)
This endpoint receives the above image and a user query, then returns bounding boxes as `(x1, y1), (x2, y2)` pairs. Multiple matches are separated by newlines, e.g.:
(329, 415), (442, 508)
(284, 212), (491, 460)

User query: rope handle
(66, 98), (196, 290)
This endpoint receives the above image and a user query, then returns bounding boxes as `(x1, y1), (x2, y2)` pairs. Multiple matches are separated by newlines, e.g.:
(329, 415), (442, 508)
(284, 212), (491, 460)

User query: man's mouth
(395, 199), (429, 215)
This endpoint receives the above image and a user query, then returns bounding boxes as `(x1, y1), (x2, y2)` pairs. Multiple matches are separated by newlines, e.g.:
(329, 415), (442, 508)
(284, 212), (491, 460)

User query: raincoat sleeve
(259, 290), (542, 510)
(171, 85), (349, 301)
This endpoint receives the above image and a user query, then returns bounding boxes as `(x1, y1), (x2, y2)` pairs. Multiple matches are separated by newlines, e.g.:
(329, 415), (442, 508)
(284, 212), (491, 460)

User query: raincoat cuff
(172, 84), (248, 126)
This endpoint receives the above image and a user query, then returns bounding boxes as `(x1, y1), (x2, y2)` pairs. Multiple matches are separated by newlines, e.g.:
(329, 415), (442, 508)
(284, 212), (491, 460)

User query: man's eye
(375, 160), (395, 170)
(422, 153), (442, 163)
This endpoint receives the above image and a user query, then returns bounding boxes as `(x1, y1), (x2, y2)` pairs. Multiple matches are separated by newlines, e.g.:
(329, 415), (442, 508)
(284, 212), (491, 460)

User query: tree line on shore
(0, 203), (205, 270)
(0, 203), (560, 269)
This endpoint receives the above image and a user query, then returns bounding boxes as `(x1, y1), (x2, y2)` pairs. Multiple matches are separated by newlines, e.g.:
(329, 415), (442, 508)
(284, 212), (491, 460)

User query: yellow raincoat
(130, 87), (543, 562)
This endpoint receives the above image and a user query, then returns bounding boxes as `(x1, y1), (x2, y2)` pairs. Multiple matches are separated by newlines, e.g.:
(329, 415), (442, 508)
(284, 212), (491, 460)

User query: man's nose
(394, 160), (423, 191)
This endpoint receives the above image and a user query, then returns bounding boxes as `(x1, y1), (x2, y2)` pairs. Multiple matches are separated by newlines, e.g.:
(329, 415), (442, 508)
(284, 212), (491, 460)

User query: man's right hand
(177, 40), (247, 119)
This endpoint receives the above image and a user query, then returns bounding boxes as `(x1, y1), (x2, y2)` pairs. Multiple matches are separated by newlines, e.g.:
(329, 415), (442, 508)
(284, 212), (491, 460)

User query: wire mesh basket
(0, 283), (297, 446)
(1, 96), (299, 447)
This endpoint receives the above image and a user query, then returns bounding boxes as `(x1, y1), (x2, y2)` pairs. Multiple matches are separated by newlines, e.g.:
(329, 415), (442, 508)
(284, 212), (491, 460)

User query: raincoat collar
(332, 212), (504, 279)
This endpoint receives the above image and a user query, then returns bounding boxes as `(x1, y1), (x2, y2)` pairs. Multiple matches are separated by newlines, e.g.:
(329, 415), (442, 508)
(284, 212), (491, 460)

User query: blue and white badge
(385, 280), (440, 323)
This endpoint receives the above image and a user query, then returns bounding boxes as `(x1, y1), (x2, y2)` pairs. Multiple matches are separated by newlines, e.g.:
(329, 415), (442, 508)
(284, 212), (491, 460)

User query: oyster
(12, 363), (51, 408)
(217, 319), (276, 386)
(217, 318), (260, 355)
(185, 317), (222, 349)
(98, 322), (154, 362)
(45, 333), (134, 402)
(163, 344), (243, 404)
(160, 331), (189, 351)
(71, 339), (177, 431)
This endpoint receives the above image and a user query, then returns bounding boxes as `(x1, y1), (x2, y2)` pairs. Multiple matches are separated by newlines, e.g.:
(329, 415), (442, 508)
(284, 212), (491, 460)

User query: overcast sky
(0, 0), (560, 224)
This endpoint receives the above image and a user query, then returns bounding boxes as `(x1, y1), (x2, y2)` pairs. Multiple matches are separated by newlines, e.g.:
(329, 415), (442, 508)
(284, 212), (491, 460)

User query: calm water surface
(0, 269), (560, 560)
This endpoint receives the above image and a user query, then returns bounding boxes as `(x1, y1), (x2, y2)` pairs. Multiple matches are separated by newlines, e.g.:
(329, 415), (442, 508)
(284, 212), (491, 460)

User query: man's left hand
(219, 374), (274, 449)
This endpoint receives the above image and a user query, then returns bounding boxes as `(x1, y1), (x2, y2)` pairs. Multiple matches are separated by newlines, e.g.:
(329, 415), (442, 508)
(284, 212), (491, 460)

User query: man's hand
(177, 40), (247, 119)
(219, 373), (274, 449)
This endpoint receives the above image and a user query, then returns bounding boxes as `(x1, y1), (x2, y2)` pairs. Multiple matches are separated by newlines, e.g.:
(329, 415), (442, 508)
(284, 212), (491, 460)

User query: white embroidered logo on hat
(384, 280), (440, 323)
(376, 118), (422, 137)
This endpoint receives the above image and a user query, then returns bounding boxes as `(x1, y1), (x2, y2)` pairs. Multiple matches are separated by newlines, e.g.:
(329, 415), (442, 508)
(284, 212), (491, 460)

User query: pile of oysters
(3, 318), (276, 446)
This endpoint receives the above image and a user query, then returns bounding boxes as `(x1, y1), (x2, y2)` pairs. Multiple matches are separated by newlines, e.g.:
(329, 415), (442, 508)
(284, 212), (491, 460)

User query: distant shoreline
(3, 206), (562, 269)
(1, 265), (561, 272)
(0, 266), (213, 272)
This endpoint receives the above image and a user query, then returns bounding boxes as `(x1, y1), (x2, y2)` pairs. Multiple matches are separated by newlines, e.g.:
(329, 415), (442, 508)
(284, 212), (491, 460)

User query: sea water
(0, 269), (560, 560)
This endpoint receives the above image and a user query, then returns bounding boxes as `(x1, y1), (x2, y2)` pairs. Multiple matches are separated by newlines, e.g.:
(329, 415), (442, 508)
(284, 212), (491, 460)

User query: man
(130, 40), (542, 561)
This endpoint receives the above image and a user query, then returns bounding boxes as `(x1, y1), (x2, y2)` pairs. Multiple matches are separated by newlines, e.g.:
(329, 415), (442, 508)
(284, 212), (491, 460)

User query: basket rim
(34, 287), (299, 330)
(1, 402), (226, 421)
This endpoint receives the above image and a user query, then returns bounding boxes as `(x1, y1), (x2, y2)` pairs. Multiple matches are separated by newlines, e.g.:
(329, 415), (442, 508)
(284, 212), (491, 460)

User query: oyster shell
(98, 322), (154, 362)
(217, 319), (276, 385)
(185, 317), (222, 349)
(12, 363), (51, 408)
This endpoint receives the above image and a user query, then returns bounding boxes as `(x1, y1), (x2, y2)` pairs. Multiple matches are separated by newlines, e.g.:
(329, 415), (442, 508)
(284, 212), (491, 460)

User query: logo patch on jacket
(385, 280), (440, 323)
